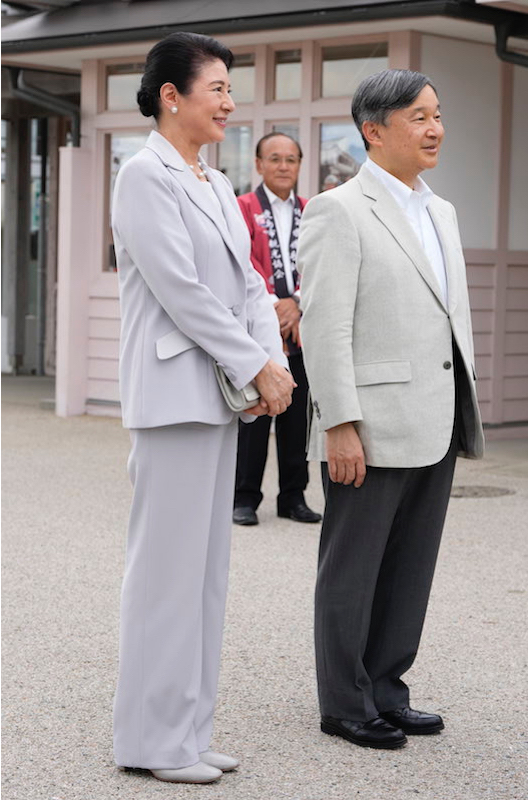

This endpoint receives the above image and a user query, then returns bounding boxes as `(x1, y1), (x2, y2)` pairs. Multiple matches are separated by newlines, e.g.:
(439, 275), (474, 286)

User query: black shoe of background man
(380, 707), (444, 735)
(277, 500), (322, 523)
(321, 716), (407, 749)
(233, 506), (258, 526)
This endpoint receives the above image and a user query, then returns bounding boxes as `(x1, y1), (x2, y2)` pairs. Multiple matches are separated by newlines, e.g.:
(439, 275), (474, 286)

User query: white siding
(503, 264), (528, 422)
(87, 296), (120, 405)
(467, 263), (495, 424)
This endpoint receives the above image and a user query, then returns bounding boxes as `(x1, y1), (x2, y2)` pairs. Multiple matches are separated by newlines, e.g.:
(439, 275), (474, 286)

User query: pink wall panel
(474, 355), (492, 379)
(473, 332), (493, 356)
(468, 287), (494, 311)
(476, 378), (492, 402)
(505, 311), (528, 333)
(505, 332), (528, 354)
(466, 264), (495, 287)
(88, 338), (120, 359)
(88, 317), (120, 340)
(503, 377), (528, 400)
(503, 400), (528, 422)
(504, 354), (528, 376)
(470, 310), (494, 334)
(506, 288), (528, 310)
(88, 357), (119, 381)
(87, 296), (121, 405)
(480, 406), (492, 424)
(89, 297), (121, 318)
(87, 378), (120, 403)
(88, 294), (120, 398)
(508, 264), (528, 288)
(467, 258), (527, 425)
(501, 264), (528, 420)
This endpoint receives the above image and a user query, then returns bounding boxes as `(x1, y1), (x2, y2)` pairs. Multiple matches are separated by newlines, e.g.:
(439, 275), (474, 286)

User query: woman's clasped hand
(248, 360), (296, 417)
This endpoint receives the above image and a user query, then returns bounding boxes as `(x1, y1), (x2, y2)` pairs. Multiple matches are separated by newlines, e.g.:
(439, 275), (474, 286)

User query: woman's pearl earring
(170, 106), (178, 115)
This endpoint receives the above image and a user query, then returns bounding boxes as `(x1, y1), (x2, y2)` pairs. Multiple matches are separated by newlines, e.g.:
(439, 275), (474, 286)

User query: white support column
(55, 146), (92, 416)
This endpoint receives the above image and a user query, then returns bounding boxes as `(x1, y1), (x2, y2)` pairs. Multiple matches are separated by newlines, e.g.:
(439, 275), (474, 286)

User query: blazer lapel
(357, 166), (447, 311)
(427, 199), (459, 315)
(145, 130), (244, 271)
(205, 167), (249, 267)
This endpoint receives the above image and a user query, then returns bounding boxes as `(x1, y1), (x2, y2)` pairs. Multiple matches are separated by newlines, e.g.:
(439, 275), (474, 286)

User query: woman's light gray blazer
(112, 130), (286, 429)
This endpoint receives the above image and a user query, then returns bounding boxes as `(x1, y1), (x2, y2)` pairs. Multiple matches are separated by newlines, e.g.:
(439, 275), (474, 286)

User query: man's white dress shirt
(365, 158), (448, 307)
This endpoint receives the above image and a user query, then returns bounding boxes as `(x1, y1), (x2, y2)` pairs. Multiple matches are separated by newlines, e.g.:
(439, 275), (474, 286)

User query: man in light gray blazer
(298, 70), (484, 750)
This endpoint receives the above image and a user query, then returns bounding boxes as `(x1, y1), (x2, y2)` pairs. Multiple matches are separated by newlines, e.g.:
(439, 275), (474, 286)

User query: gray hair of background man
(255, 132), (303, 160)
(352, 69), (438, 150)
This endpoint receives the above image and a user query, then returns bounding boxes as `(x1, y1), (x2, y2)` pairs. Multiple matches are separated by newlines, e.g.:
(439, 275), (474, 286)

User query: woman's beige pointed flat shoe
(200, 749), (239, 772)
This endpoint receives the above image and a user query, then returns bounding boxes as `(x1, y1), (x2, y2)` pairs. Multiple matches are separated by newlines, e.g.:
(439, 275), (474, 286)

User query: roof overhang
(2, 0), (527, 68)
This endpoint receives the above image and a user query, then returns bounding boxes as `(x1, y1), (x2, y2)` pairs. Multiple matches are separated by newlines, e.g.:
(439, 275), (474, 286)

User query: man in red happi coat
(233, 133), (322, 526)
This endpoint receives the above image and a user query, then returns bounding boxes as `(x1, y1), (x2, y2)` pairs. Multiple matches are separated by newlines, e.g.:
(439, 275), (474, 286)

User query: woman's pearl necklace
(188, 158), (207, 180)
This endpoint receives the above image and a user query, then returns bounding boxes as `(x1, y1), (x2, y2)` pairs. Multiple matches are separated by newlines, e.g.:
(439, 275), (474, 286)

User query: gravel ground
(2, 376), (527, 800)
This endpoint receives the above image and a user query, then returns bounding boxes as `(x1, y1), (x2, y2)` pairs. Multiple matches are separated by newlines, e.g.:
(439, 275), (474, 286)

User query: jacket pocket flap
(354, 360), (411, 386)
(156, 328), (198, 360)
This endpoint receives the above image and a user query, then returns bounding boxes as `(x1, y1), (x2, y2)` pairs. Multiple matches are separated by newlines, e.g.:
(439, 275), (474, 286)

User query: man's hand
(290, 320), (301, 347)
(274, 297), (301, 341)
(252, 359), (296, 417)
(326, 422), (366, 487)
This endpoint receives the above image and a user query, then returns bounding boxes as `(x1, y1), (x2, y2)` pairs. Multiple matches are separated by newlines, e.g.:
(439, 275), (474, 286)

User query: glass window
(218, 126), (253, 196)
(105, 132), (149, 270)
(275, 49), (301, 101)
(271, 122), (300, 143)
(108, 132), (148, 203)
(230, 53), (255, 104)
(106, 63), (144, 111)
(28, 119), (43, 318)
(319, 121), (366, 192)
(321, 43), (388, 98)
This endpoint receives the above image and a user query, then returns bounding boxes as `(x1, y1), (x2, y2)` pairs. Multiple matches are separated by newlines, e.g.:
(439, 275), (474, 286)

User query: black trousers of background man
(315, 344), (471, 722)
(234, 352), (309, 511)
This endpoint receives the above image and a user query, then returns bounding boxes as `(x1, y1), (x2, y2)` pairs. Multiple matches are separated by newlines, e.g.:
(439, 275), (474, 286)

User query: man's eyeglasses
(260, 156), (301, 165)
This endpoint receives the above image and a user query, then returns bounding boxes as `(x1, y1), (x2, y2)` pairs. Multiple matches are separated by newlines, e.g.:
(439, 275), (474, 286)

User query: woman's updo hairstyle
(137, 31), (234, 119)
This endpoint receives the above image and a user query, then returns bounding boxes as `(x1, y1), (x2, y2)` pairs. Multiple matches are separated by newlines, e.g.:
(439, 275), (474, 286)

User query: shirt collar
(365, 158), (433, 210)
(263, 183), (295, 206)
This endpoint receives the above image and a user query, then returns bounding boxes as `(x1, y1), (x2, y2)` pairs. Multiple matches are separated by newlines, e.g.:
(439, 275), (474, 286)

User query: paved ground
(2, 375), (527, 800)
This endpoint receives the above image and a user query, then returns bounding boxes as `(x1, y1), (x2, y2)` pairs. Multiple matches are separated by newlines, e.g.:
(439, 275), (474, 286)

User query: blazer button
(231, 304), (241, 316)
(443, 361), (452, 370)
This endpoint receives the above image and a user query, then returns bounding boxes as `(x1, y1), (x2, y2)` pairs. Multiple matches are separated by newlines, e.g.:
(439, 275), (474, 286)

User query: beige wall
(421, 35), (501, 250)
(509, 65), (528, 251)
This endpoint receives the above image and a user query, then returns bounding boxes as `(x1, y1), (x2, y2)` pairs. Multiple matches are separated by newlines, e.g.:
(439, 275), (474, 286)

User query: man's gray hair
(352, 69), (438, 150)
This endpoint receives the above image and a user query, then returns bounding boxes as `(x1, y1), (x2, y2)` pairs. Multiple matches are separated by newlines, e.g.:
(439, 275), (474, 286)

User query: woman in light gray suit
(112, 32), (294, 785)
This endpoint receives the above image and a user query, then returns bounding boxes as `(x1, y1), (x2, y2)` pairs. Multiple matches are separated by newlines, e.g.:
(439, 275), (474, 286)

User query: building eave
(2, 0), (527, 55)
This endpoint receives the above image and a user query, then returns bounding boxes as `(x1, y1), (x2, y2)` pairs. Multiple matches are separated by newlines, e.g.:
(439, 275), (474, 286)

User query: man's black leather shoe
(321, 716), (407, 749)
(277, 501), (322, 523)
(233, 506), (258, 526)
(380, 707), (444, 735)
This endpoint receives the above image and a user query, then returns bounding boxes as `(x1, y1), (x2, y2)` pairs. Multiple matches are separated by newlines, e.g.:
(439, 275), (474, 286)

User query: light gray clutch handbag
(213, 363), (260, 412)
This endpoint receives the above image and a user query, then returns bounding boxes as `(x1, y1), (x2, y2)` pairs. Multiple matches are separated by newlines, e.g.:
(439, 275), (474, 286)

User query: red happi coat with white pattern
(237, 189), (308, 296)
